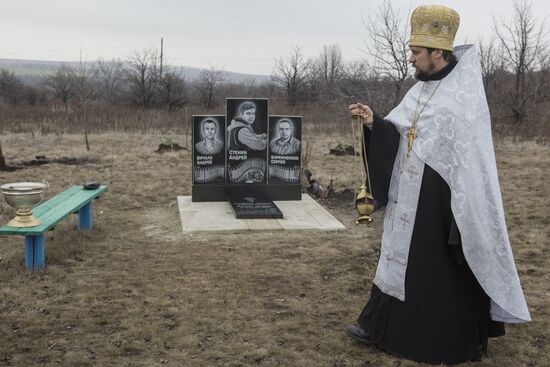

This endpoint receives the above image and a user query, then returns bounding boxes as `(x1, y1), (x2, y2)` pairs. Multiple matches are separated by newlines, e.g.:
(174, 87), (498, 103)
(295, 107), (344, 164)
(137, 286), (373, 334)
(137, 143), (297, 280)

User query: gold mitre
(409, 5), (460, 51)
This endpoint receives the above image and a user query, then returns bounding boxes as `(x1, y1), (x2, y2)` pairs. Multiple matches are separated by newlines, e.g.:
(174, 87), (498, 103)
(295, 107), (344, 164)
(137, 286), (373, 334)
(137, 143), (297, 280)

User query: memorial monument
(191, 98), (302, 218)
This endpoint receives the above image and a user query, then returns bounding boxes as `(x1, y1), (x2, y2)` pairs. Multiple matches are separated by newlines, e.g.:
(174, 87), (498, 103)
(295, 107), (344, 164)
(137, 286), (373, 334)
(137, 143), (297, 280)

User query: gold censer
(350, 113), (375, 224)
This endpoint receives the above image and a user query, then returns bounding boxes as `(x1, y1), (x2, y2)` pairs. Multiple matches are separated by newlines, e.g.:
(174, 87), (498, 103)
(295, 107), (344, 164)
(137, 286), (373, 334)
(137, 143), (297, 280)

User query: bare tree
(196, 66), (225, 109)
(71, 57), (97, 106)
(125, 49), (161, 108)
(242, 77), (258, 97)
(22, 85), (40, 106)
(155, 38), (188, 111)
(44, 65), (74, 106)
(159, 69), (188, 111)
(478, 38), (503, 91)
(0, 70), (24, 166)
(336, 60), (371, 100)
(0, 69), (23, 106)
(534, 50), (550, 104)
(362, 0), (409, 104)
(312, 44), (344, 91)
(97, 59), (125, 105)
(272, 45), (312, 107)
(494, 0), (548, 123)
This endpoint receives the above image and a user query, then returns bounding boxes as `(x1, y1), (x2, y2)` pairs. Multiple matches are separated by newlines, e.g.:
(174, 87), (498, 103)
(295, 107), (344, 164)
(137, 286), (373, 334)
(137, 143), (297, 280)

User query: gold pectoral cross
(406, 125), (417, 155)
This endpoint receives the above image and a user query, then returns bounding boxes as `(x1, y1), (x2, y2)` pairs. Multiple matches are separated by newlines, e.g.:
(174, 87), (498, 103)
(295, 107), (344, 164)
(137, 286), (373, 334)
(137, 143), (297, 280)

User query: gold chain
(361, 119), (373, 194)
(351, 116), (360, 193)
(407, 80), (442, 156)
(351, 115), (373, 194)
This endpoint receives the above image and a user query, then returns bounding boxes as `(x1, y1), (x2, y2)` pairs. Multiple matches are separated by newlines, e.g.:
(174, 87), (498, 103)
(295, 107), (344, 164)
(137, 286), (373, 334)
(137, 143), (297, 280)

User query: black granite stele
(228, 186), (283, 219)
(268, 115), (302, 184)
(192, 115), (226, 185)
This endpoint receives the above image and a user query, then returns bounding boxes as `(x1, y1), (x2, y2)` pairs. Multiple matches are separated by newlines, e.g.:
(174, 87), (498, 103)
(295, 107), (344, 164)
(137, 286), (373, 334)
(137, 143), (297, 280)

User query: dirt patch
(324, 188), (356, 207)
(329, 144), (357, 156)
(155, 143), (186, 153)
(0, 165), (22, 172)
(20, 155), (100, 167)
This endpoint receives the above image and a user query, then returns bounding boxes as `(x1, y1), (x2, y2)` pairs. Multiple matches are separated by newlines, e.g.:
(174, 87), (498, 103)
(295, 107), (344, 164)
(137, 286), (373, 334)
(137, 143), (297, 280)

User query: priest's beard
(414, 60), (437, 81)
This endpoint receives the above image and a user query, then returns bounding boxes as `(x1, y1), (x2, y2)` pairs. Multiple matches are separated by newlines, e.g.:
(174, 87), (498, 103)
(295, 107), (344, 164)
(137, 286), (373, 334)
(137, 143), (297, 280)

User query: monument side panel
(192, 115), (227, 201)
(226, 98), (268, 184)
(268, 116), (302, 184)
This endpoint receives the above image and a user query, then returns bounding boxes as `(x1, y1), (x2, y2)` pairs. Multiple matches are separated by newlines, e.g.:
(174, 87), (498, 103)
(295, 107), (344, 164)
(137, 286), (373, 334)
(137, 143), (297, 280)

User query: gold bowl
(1, 182), (48, 227)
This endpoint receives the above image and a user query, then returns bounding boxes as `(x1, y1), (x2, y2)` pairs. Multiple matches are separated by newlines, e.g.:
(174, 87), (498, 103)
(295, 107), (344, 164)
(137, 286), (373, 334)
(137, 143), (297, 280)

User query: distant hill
(0, 58), (271, 85)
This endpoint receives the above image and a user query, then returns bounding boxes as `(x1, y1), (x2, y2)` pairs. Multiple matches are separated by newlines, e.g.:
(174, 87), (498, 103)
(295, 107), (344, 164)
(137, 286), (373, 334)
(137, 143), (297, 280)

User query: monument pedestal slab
(177, 194), (345, 233)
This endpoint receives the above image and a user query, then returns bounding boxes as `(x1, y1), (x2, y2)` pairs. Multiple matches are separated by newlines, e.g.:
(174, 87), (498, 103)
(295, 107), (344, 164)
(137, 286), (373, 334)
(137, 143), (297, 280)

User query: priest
(346, 5), (530, 364)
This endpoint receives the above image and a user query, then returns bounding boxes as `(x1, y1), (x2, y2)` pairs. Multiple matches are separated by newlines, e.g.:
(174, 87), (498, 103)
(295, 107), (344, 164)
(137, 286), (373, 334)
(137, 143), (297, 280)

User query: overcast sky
(1, 0), (548, 75)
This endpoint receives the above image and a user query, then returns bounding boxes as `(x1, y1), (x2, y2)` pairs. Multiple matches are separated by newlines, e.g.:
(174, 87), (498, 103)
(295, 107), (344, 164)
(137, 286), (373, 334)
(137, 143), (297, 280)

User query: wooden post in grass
(85, 130), (90, 151)
(0, 140), (6, 169)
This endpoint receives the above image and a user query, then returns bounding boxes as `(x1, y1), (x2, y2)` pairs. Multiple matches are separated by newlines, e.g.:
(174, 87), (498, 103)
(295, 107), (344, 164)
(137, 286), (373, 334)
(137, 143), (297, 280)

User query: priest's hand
(349, 103), (374, 125)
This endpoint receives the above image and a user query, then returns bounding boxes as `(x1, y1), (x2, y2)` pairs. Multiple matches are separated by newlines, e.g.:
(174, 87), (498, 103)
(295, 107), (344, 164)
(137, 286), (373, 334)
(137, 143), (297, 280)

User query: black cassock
(357, 63), (505, 365)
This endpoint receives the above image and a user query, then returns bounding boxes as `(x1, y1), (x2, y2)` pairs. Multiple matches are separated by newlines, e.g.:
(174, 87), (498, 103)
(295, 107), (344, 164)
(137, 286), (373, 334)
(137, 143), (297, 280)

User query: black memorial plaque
(228, 186), (283, 219)
(192, 115), (226, 184)
(268, 115), (302, 184)
(226, 98), (268, 184)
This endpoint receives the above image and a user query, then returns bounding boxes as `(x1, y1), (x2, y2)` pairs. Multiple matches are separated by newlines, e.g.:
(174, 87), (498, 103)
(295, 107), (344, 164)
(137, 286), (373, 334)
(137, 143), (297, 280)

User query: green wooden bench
(0, 185), (107, 270)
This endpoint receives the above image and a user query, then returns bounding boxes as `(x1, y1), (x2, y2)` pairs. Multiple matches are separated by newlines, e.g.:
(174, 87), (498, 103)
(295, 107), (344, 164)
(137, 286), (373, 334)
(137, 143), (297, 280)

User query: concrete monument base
(177, 194), (345, 233)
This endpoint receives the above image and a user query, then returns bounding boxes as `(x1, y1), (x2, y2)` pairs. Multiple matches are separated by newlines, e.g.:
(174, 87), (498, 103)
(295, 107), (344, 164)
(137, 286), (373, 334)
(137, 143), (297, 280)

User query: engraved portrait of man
(227, 101), (267, 151)
(195, 118), (224, 155)
(269, 118), (301, 155)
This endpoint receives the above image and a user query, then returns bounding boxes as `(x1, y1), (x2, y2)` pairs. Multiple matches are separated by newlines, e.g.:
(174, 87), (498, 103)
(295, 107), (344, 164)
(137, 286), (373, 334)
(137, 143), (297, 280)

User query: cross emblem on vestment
(399, 213), (410, 227)
(406, 165), (420, 179)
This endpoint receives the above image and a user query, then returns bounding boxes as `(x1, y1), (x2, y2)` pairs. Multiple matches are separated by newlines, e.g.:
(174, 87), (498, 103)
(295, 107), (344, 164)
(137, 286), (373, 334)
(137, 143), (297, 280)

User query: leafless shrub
(300, 132), (315, 188)
(44, 65), (74, 106)
(159, 70), (188, 111)
(0, 69), (23, 106)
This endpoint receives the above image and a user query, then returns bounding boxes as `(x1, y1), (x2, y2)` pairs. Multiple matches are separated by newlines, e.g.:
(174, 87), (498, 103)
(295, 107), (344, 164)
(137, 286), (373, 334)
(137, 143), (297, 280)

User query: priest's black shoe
(346, 324), (374, 345)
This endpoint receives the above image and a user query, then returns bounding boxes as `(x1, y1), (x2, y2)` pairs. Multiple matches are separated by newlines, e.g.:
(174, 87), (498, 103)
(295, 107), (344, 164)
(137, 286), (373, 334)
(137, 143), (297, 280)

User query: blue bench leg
(78, 202), (93, 230)
(24, 236), (34, 269)
(24, 235), (45, 270)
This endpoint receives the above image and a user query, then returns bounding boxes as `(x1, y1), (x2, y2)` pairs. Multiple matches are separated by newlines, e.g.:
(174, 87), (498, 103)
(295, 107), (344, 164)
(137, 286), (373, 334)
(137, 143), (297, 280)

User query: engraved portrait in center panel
(226, 98), (268, 184)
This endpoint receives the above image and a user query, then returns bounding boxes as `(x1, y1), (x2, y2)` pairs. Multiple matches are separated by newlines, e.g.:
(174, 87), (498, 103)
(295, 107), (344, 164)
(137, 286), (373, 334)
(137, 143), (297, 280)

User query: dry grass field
(0, 132), (548, 366)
